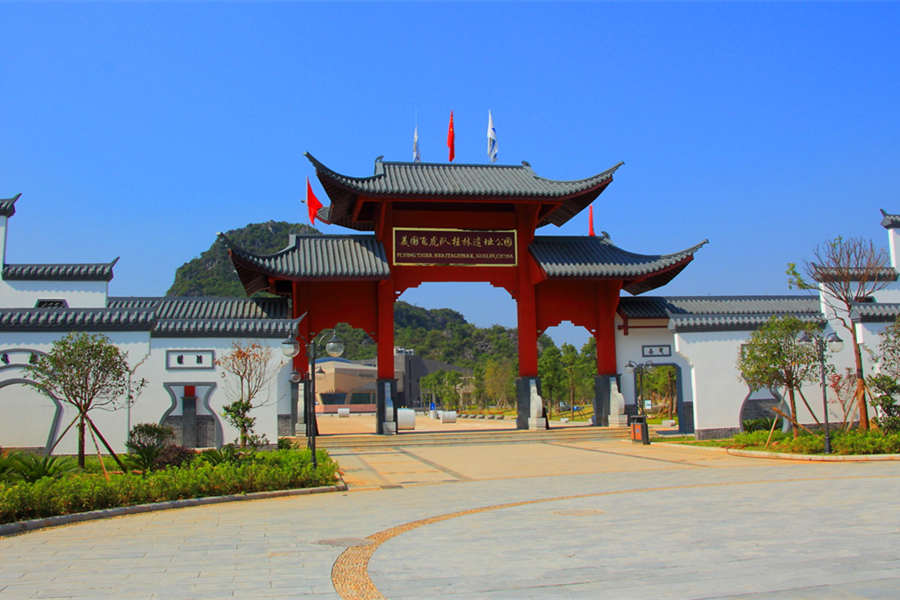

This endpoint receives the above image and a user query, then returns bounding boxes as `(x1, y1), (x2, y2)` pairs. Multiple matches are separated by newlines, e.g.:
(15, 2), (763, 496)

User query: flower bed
(0, 449), (337, 525)
(700, 429), (900, 455)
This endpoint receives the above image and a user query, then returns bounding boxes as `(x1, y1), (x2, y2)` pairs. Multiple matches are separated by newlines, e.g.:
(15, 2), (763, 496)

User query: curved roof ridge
(0, 193), (22, 217)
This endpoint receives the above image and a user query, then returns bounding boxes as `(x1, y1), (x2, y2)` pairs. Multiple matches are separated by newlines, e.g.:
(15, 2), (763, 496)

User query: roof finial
(374, 155), (385, 176)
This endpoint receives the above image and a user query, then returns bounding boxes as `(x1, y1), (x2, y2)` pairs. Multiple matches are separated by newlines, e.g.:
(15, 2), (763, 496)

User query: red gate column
(515, 206), (545, 430)
(592, 282), (621, 427)
(376, 278), (396, 434)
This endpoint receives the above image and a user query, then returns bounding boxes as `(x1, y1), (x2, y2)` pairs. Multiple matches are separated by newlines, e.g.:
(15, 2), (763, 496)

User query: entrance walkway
(2, 441), (899, 599)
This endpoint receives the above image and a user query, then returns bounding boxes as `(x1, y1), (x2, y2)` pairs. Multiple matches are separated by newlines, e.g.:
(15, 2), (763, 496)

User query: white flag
(487, 110), (498, 163)
(413, 125), (421, 162)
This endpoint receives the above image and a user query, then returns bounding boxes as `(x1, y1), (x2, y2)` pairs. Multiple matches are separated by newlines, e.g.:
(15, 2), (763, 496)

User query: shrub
(742, 417), (782, 433)
(154, 445), (195, 469)
(729, 430), (788, 448)
(277, 437), (296, 450)
(6, 452), (78, 483)
(0, 448), (338, 524)
(126, 423), (175, 473)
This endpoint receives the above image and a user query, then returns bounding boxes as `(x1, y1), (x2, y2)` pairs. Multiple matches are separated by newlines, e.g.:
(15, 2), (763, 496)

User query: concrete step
(294, 426), (630, 450)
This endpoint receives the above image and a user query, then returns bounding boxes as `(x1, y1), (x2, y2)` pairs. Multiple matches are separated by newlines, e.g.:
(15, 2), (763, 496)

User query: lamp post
(281, 317), (344, 467)
(798, 329), (843, 454)
(625, 360), (653, 416)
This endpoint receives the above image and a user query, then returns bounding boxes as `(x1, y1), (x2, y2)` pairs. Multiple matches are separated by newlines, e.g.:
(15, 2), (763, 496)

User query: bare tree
(216, 342), (280, 447)
(788, 236), (892, 430)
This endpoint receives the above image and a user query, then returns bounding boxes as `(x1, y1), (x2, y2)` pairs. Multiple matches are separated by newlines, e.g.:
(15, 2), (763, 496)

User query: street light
(797, 329), (844, 454)
(625, 360), (654, 416)
(280, 315), (344, 467)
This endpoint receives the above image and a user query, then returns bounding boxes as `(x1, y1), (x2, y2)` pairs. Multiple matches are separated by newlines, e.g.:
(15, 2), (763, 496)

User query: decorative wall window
(166, 350), (215, 370)
(642, 344), (672, 358)
(35, 299), (68, 308)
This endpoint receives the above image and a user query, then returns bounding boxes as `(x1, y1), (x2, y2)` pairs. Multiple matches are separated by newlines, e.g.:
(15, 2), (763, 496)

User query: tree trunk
(77, 416), (86, 468)
(787, 387), (799, 438)
(852, 339), (869, 430)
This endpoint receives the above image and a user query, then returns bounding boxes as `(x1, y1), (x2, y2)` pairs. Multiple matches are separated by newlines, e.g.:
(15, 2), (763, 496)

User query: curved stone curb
(726, 448), (900, 462)
(0, 479), (347, 537)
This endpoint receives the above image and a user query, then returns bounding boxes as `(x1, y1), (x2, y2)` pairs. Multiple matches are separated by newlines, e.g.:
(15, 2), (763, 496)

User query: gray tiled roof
(223, 233), (390, 295)
(668, 312), (825, 333)
(618, 295), (820, 319)
(152, 318), (295, 338)
(108, 296), (290, 320)
(0, 193), (20, 218)
(0, 297), (295, 337)
(305, 153), (622, 230)
(849, 302), (900, 323)
(105, 296), (294, 337)
(0, 308), (156, 331)
(880, 209), (900, 230)
(812, 265), (898, 282)
(3, 259), (118, 282)
(531, 236), (708, 294)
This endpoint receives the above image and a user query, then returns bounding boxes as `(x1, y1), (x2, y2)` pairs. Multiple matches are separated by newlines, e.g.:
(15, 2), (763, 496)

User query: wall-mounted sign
(393, 228), (517, 267)
(642, 344), (671, 358)
(166, 350), (215, 370)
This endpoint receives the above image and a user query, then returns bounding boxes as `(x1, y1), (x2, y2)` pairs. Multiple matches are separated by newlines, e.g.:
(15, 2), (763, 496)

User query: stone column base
(608, 414), (630, 426)
(528, 417), (547, 430)
(382, 422), (397, 435)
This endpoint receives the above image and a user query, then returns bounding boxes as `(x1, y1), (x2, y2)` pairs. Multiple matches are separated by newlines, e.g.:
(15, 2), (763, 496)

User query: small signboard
(642, 344), (671, 358)
(393, 227), (517, 267)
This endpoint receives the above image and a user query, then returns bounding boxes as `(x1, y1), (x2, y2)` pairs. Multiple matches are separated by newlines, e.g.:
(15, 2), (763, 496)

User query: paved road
(2, 440), (899, 599)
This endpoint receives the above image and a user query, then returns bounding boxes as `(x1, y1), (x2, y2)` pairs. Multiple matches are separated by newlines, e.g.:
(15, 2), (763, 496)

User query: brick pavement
(2, 440), (898, 599)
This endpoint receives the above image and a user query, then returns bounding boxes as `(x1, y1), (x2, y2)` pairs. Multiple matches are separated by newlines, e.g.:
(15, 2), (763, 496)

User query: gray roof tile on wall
(812, 265), (898, 282)
(0, 193), (21, 218)
(0, 308), (156, 331)
(849, 302), (900, 323)
(880, 209), (900, 230)
(152, 318), (296, 338)
(668, 312), (825, 333)
(3, 259), (118, 282)
(618, 295), (821, 319)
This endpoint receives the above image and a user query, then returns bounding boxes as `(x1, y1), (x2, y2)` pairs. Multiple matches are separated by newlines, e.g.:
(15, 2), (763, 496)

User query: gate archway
(224, 153), (706, 434)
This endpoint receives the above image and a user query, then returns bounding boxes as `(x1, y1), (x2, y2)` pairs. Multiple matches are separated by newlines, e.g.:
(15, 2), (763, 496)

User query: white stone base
(528, 417), (547, 430)
(609, 414), (630, 426)
(382, 422), (397, 435)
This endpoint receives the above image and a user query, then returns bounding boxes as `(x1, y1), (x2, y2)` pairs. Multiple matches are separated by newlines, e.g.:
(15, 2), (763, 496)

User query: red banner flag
(589, 204), (595, 237)
(306, 177), (323, 225)
(447, 111), (455, 162)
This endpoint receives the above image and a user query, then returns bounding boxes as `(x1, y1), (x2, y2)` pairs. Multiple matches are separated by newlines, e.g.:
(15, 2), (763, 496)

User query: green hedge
(727, 430), (900, 455)
(0, 449), (337, 524)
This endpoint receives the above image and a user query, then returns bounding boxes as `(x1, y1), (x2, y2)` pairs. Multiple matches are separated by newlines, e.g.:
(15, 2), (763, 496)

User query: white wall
(0, 279), (109, 308)
(614, 318), (693, 414)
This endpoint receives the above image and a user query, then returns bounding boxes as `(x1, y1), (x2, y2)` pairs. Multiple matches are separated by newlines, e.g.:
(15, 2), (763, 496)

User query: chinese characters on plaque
(393, 228), (517, 266)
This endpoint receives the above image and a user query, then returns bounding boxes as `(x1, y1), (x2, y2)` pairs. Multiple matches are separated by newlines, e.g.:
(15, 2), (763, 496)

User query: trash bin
(630, 414), (650, 445)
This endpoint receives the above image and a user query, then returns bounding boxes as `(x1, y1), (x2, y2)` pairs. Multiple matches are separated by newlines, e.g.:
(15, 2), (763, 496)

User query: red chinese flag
(447, 111), (455, 162)
(589, 204), (596, 237)
(306, 177), (323, 225)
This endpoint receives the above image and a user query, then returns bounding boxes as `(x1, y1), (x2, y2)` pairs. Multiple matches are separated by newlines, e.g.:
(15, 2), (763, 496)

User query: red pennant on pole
(306, 177), (323, 225)
(447, 111), (455, 162)
(589, 204), (596, 237)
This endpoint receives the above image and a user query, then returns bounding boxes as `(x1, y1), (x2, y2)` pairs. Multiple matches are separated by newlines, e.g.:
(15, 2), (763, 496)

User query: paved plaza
(2, 438), (900, 599)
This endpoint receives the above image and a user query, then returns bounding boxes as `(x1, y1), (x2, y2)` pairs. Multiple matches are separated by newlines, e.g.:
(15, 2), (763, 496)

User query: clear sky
(2, 3), (899, 346)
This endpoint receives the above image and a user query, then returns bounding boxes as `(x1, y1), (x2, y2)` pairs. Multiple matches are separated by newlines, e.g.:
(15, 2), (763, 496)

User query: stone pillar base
(528, 417), (547, 430)
(382, 422), (397, 435)
(608, 414), (630, 427)
(516, 377), (544, 430)
(377, 378), (398, 435)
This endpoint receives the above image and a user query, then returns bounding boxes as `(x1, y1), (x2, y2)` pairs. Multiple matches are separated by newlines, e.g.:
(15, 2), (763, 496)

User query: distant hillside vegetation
(166, 221), (320, 297)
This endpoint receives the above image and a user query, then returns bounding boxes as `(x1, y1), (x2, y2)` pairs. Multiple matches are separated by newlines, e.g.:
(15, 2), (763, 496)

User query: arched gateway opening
(224, 153), (706, 434)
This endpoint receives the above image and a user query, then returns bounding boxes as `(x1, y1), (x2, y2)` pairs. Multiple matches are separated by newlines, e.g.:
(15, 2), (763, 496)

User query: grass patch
(665, 430), (900, 455)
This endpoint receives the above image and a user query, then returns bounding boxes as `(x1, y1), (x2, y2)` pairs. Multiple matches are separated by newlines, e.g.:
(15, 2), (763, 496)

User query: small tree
(788, 236), (892, 429)
(24, 332), (130, 468)
(216, 342), (279, 447)
(538, 344), (564, 416)
(736, 316), (823, 438)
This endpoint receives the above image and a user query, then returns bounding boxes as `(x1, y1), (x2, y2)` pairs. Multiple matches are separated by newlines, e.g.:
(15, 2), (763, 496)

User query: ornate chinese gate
(225, 153), (705, 433)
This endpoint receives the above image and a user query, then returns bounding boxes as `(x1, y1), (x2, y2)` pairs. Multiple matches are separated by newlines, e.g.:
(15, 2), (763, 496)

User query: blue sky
(2, 3), (899, 346)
